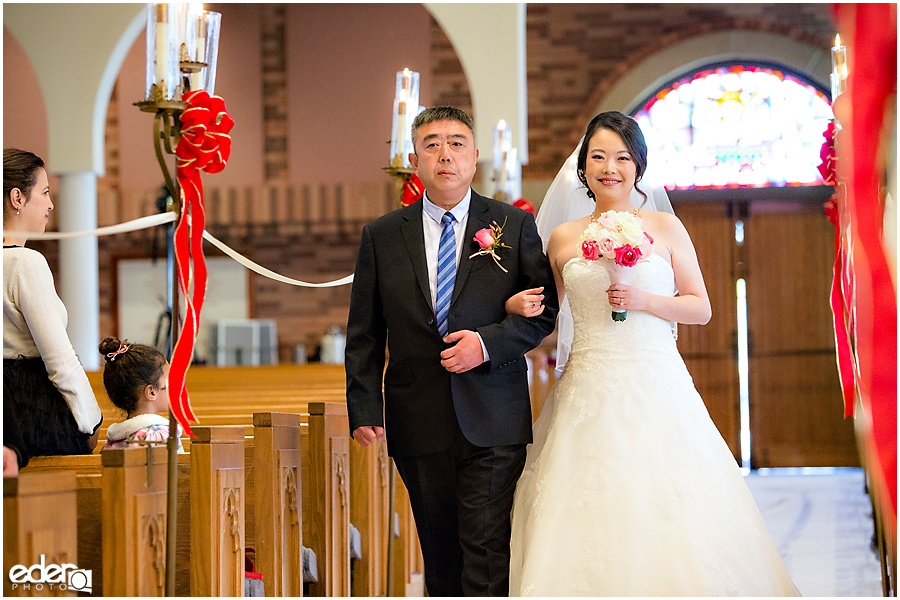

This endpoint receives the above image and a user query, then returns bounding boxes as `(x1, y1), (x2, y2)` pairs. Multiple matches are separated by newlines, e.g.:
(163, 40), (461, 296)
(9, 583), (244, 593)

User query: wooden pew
(87, 366), (423, 596)
(395, 482), (426, 597)
(349, 437), (390, 597)
(188, 427), (246, 596)
(21, 458), (106, 596)
(301, 402), (351, 597)
(249, 412), (304, 597)
(526, 346), (556, 423)
(3, 471), (79, 597)
(22, 426), (245, 597)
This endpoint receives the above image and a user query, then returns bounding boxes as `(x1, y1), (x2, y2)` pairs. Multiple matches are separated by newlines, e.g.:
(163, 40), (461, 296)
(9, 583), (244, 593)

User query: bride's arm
(546, 226), (568, 308)
(612, 213), (711, 325)
(505, 287), (546, 317)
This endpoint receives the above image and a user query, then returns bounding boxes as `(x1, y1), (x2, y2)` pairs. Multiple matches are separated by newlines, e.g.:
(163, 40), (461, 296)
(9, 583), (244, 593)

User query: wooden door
(745, 206), (858, 467)
(676, 203), (741, 462)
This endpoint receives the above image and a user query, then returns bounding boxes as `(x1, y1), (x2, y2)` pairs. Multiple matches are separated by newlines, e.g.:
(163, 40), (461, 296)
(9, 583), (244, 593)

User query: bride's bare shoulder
(639, 208), (677, 223)
(549, 216), (590, 243)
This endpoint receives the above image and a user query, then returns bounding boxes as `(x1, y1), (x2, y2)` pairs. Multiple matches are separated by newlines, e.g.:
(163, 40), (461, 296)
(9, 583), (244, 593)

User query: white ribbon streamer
(16, 212), (177, 239)
(13, 211), (354, 288)
(201, 229), (354, 288)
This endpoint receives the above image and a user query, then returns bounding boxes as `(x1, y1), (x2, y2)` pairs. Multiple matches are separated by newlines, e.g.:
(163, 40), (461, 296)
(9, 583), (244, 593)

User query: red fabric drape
(834, 2), (897, 518)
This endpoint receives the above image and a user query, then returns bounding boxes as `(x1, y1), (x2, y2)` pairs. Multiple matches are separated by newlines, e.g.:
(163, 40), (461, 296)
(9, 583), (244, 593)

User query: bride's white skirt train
(509, 257), (800, 596)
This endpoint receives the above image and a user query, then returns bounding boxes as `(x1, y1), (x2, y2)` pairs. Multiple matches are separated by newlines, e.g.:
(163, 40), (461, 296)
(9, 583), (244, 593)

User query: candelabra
(134, 4), (222, 595)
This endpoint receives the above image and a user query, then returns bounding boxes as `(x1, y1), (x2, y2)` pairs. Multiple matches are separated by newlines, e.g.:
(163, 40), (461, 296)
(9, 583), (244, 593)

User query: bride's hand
(607, 284), (646, 311)
(505, 287), (545, 317)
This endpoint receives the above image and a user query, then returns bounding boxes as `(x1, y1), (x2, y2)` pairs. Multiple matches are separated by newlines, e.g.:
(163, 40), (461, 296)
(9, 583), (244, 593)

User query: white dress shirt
(421, 190), (490, 361)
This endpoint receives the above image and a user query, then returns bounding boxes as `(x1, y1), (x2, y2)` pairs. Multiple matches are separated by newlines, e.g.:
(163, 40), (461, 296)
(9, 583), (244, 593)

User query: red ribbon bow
(513, 198), (535, 213)
(171, 90), (234, 437)
(401, 174), (423, 206)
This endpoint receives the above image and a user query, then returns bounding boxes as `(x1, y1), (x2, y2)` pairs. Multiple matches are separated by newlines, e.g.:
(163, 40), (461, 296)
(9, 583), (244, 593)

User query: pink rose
(474, 228), (495, 250)
(614, 244), (643, 267)
(582, 240), (600, 261)
(597, 213), (617, 230)
(598, 237), (616, 256)
(644, 232), (654, 245)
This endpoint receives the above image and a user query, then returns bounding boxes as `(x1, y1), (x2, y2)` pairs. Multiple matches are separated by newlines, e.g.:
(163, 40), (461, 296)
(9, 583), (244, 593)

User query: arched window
(632, 62), (833, 190)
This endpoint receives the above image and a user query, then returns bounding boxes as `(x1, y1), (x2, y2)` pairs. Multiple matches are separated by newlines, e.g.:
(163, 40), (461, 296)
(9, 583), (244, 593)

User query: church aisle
(745, 469), (883, 597)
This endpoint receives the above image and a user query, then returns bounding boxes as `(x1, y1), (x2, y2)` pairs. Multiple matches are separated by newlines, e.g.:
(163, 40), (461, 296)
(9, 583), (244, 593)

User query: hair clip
(107, 344), (130, 361)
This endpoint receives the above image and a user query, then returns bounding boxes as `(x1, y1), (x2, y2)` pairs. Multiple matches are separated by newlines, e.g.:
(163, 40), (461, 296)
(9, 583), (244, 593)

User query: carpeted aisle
(745, 468), (884, 597)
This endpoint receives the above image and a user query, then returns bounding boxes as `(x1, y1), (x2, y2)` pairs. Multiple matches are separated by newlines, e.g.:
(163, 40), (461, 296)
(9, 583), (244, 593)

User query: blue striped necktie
(435, 211), (456, 337)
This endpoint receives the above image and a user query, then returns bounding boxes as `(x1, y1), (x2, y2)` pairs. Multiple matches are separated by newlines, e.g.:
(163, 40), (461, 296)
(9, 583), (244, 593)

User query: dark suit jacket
(345, 191), (558, 457)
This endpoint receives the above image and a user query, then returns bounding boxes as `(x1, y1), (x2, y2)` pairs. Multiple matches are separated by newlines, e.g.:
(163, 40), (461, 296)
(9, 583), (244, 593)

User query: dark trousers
(393, 422), (527, 597)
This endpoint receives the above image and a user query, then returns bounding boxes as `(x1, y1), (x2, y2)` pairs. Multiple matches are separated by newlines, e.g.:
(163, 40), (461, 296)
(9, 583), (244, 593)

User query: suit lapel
(452, 193), (492, 304)
(399, 200), (434, 310)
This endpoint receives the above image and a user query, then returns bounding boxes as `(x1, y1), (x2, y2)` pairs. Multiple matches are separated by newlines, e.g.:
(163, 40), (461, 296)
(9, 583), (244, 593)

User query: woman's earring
(16, 209), (20, 216)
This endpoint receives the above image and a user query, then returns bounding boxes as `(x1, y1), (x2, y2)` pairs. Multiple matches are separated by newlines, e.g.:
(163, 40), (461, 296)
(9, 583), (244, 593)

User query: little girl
(98, 337), (184, 453)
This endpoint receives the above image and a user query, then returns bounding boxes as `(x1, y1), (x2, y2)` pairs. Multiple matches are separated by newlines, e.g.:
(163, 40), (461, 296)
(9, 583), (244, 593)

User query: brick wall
(431, 3), (836, 179)
(58, 4), (836, 363)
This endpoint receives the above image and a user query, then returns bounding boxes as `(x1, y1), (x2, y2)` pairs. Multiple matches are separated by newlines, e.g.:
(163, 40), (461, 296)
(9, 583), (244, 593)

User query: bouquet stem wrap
(171, 90), (234, 437)
(602, 261), (635, 321)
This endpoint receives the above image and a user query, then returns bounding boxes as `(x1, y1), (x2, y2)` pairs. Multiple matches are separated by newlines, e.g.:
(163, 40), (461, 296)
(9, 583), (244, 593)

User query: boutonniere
(469, 217), (511, 273)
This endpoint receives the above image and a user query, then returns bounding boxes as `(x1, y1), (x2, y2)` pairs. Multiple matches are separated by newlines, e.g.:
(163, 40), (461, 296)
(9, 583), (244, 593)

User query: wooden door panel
(675, 203), (740, 461)
(746, 209), (859, 468)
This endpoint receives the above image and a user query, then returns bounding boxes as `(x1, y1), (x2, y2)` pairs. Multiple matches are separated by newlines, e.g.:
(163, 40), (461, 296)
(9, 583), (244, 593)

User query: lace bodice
(563, 254), (678, 363)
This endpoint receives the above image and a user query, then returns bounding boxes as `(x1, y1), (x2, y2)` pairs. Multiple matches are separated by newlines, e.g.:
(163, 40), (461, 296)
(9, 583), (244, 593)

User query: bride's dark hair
(575, 111), (649, 206)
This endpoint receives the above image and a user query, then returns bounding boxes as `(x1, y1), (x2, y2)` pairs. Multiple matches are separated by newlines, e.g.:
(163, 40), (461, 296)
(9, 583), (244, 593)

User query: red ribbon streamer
(170, 90), (234, 437)
(824, 195), (857, 417)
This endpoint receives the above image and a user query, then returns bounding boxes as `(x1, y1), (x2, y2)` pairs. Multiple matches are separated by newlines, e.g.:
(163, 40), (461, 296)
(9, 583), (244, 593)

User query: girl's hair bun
(99, 336), (123, 361)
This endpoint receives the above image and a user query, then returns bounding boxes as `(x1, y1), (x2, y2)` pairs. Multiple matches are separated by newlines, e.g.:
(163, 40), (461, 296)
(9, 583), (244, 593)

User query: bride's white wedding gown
(509, 255), (801, 596)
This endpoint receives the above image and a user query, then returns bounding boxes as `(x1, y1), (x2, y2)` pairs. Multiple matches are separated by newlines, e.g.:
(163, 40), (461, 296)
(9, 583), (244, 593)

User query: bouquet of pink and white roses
(579, 210), (654, 321)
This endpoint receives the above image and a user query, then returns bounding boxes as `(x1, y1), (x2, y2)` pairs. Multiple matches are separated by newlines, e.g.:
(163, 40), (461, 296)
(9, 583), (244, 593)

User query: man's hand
(86, 430), (100, 452)
(440, 330), (486, 373)
(3, 446), (19, 477)
(352, 425), (385, 448)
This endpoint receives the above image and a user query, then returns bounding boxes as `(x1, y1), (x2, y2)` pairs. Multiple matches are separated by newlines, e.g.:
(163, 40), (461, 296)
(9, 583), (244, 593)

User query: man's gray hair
(411, 107), (475, 147)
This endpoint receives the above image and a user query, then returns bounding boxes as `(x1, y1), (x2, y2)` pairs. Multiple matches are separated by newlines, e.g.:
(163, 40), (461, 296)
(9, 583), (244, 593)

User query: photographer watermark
(8, 555), (92, 593)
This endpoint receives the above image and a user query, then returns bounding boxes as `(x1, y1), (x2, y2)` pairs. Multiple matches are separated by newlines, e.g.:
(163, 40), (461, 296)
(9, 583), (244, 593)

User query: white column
(57, 172), (100, 371)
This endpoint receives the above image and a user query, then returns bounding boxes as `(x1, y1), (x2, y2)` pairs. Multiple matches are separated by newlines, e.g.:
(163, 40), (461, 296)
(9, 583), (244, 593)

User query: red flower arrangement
(818, 121), (837, 186)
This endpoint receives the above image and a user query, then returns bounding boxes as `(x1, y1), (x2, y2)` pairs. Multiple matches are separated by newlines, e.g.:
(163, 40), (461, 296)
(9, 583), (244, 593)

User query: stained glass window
(633, 64), (833, 190)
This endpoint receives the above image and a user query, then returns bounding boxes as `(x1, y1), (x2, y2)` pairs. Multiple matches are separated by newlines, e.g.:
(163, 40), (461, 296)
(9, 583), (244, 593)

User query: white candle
(396, 89), (407, 164)
(390, 68), (418, 167)
(191, 15), (208, 91)
(155, 4), (169, 94)
(831, 34), (847, 100)
(402, 68), (411, 95)
(498, 139), (510, 196)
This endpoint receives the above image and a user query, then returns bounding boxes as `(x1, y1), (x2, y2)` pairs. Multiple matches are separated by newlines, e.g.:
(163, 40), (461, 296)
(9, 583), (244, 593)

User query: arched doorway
(630, 61), (857, 468)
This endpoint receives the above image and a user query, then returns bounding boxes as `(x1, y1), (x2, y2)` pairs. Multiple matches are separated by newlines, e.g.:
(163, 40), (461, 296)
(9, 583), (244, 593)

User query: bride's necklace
(590, 205), (639, 223)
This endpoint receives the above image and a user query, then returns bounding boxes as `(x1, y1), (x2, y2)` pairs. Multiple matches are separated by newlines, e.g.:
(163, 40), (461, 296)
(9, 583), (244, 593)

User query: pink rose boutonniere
(470, 217), (511, 273)
(579, 209), (654, 321)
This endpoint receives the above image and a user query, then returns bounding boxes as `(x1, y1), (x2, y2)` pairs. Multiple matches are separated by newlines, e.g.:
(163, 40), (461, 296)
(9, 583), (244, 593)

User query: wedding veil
(535, 138), (675, 375)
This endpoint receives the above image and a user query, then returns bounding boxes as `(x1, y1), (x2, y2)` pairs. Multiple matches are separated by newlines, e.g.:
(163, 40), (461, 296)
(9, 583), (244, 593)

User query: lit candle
(402, 67), (412, 95)
(389, 68), (419, 167)
(155, 4), (169, 93)
(831, 34), (847, 101)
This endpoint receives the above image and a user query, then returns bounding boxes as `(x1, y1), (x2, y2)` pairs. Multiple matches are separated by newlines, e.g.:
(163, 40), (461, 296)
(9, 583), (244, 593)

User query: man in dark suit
(345, 106), (558, 596)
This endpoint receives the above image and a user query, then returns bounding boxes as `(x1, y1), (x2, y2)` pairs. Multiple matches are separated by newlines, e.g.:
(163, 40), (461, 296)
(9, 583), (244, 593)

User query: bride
(505, 111), (800, 596)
